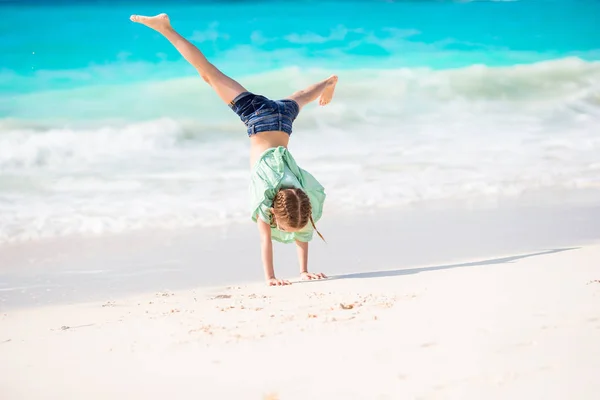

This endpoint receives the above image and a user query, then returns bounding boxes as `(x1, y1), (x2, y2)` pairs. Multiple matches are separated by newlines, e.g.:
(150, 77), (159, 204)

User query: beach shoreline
(2, 202), (600, 311)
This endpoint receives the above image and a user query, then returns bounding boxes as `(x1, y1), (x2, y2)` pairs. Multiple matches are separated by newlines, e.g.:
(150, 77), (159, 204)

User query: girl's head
(270, 188), (325, 241)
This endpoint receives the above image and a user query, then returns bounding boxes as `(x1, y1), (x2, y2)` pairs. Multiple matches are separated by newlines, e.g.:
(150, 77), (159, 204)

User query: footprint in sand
(211, 294), (232, 300)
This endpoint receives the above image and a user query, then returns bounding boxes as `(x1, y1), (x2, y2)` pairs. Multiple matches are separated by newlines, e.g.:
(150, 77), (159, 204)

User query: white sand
(1, 243), (599, 399)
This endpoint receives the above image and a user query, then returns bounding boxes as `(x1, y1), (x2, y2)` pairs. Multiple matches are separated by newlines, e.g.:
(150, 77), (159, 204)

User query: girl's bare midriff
(249, 130), (291, 167)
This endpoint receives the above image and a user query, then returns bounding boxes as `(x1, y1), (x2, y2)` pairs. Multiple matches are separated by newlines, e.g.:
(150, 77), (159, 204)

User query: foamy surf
(1, 58), (600, 243)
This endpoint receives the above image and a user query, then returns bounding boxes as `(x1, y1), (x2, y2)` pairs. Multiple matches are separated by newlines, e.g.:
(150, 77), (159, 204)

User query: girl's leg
(287, 75), (338, 110)
(130, 13), (246, 105)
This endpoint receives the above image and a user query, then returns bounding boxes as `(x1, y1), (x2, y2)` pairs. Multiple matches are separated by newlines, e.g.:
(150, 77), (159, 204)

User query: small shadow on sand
(327, 247), (578, 281)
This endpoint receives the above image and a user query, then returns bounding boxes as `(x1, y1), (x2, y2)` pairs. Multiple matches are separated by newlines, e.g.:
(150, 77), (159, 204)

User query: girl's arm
(257, 218), (290, 286)
(295, 239), (327, 281)
(295, 239), (309, 274)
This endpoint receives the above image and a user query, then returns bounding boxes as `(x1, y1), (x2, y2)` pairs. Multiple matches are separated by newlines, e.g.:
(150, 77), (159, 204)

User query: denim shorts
(228, 92), (300, 136)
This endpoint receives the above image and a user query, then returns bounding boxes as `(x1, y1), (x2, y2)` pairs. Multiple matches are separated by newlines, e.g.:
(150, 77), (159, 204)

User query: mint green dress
(249, 146), (326, 243)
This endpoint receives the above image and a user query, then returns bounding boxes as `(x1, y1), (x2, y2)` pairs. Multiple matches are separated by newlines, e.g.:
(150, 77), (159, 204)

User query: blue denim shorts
(228, 92), (300, 136)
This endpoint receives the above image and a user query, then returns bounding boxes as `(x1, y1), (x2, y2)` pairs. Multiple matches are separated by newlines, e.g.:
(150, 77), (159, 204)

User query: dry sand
(1, 243), (599, 399)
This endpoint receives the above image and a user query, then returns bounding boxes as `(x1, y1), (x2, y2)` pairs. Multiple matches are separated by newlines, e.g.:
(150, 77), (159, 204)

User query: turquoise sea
(1, 0), (599, 243)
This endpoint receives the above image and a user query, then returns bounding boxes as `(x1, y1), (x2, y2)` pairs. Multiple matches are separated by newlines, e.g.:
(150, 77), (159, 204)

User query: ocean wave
(5, 56), (600, 118)
(2, 58), (599, 168)
(1, 57), (599, 243)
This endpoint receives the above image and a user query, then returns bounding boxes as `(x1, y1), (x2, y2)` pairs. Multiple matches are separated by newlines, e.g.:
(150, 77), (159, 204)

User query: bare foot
(319, 75), (338, 106)
(129, 13), (171, 32)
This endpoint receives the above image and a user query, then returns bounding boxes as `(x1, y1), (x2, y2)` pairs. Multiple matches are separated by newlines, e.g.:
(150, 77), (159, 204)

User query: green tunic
(248, 146), (326, 243)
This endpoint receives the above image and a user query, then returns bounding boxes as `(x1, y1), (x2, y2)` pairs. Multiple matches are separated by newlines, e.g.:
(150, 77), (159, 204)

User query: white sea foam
(1, 57), (599, 243)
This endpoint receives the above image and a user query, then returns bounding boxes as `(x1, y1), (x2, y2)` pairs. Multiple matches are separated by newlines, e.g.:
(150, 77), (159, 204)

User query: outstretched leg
(130, 13), (246, 105)
(287, 75), (338, 110)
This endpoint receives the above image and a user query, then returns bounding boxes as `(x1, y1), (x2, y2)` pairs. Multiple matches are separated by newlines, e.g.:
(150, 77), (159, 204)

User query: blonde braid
(272, 188), (325, 242)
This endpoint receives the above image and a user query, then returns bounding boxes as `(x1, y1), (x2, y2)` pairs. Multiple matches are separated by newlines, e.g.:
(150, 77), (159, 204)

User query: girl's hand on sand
(300, 272), (327, 281)
(267, 278), (291, 286)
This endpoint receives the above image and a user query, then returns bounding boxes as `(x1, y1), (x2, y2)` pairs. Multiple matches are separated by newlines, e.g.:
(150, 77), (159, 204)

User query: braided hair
(271, 188), (325, 242)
